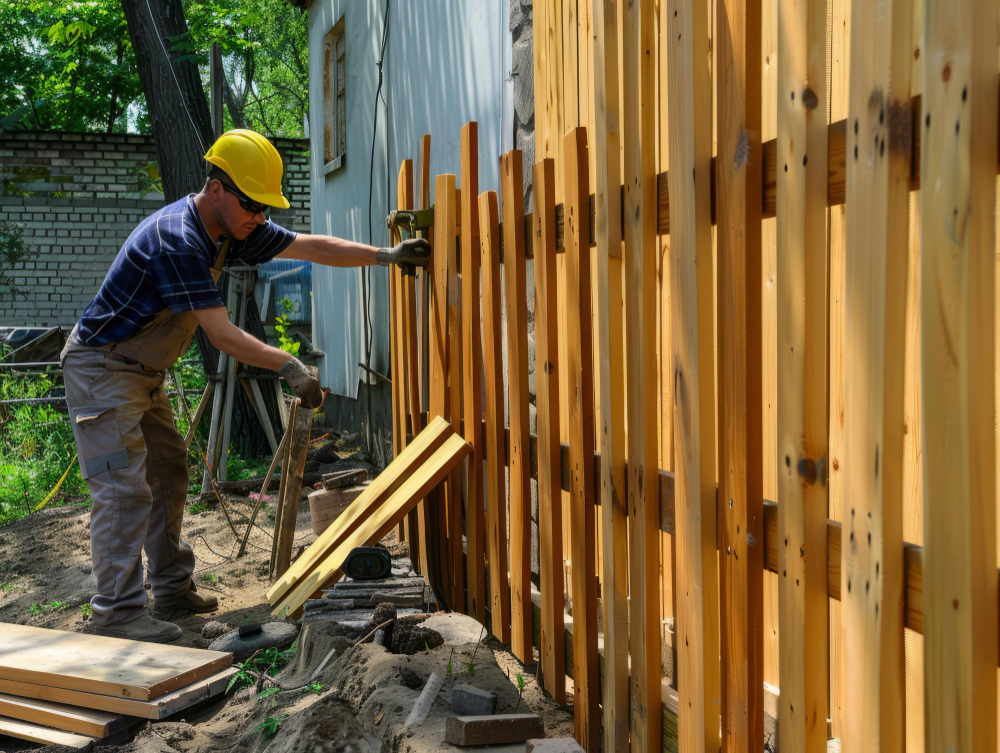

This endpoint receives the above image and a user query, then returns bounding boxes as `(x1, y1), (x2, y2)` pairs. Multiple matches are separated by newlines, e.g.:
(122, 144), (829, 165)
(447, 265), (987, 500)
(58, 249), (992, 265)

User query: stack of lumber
(0, 624), (235, 749)
(267, 416), (471, 618)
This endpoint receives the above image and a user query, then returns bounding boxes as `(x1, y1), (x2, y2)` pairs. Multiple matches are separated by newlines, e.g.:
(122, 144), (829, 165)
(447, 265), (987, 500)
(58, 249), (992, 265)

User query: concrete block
(445, 714), (544, 747)
(525, 740), (585, 753)
(447, 683), (497, 716)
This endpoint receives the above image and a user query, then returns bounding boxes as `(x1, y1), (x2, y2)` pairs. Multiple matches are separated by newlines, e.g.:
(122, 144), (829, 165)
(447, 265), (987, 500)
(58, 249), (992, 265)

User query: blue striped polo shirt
(74, 195), (297, 347)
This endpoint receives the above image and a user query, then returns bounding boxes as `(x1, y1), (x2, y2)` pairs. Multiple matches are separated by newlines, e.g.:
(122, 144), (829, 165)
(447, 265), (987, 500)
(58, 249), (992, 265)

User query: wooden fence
(388, 0), (1000, 750)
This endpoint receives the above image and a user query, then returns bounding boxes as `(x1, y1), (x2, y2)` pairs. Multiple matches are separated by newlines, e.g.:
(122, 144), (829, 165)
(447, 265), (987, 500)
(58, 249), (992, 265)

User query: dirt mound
(268, 694), (380, 753)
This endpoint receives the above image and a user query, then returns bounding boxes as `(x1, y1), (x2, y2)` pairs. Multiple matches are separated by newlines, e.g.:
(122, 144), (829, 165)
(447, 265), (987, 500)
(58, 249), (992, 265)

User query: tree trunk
(120, 0), (214, 202)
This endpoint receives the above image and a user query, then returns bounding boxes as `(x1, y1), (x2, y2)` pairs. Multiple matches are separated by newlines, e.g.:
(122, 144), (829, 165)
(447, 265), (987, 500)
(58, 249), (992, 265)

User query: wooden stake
(776, 0), (831, 748)
(447, 182), (465, 611)
(715, 0), (765, 748)
(416, 134), (433, 578)
(479, 190), (512, 643)
(593, 0), (628, 745)
(919, 0), (998, 748)
(270, 400), (312, 581)
(563, 126), (599, 750)
(533, 158), (566, 704)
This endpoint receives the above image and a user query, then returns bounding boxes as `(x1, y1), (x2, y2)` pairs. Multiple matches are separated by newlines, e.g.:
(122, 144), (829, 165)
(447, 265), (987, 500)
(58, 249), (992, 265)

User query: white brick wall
(1, 131), (312, 328)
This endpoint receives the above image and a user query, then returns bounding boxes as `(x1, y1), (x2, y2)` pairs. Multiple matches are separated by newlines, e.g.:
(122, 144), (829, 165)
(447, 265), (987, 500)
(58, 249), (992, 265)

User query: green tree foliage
(0, 0), (307, 137)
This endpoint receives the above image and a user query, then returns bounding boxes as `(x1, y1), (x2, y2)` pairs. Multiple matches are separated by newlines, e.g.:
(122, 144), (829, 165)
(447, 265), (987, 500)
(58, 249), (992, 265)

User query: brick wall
(0, 130), (311, 329)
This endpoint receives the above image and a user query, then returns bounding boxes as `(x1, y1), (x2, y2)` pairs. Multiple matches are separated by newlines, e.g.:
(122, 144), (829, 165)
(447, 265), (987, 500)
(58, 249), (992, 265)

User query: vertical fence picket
(533, 158), (566, 705)
(841, 0), (912, 748)
(563, 126), (600, 750)
(622, 0), (661, 749)
(479, 190), (512, 644)
(775, 0), (830, 748)
(919, 0), (999, 748)
(460, 123), (486, 623)
(500, 149), (533, 662)
(447, 182), (465, 612)
(414, 135), (433, 578)
(397, 159), (419, 565)
(715, 0), (765, 748)
(593, 0), (628, 747)
(665, 0), (721, 748)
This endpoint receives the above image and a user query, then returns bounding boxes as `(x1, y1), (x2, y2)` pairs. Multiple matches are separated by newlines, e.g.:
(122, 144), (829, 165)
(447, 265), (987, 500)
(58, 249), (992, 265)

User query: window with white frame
(323, 18), (346, 172)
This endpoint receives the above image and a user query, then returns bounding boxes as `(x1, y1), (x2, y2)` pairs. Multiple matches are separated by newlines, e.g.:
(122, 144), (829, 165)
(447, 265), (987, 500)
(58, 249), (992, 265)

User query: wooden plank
(415, 134), (432, 578)
(715, 0), (764, 748)
(841, 0), (912, 748)
(270, 399), (312, 581)
(0, 716), (93, 749)
(461, 123), (486, 623)
(0, 625), (231, 702)
(664, 0), (721, 748)
(398, 158), (422, 571)
(0, 668), (236, 721)
(446, 179), (465, 611)
(592, 0), (626, 744)
(563, 126), (599, 749)
(429, 172), (455, 606)
(622, 0), (661, 748)
(0, 693), (129, 738)
(268, 417), (452, 615)
(919, 0), (999, 749)
(272, 433), (473, 617)
(775, 0), (830, 748)
(479, 189), (512, 643)
(533, 158), (565, 704)
(500, 149), (533, 662)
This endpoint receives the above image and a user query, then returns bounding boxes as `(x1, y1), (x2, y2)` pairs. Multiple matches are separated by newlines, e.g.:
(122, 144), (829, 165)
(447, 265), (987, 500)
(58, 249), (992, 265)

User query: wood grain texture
(775, 0), (830, 748)
(0, 716), (93, 749)
(841, 0), (912, 748)
(532, 158), (566, 704)
(715, 0), (765, 748)
(415, 134), (432, 578)
(399, 159), (423, 573)
(665, 0), (721, 748)
(501, 149), (533, 662)
(270, 400), (312, 581)
(479, 190), (511, 643)
(919, 0), (999, 750)
(0, 625), (231, 702)
(0, 693), (128, 738)
(592, 0), (628, 746)
(622, 0), (661, 749)
(460, 123), (486, 623)
(268, 418), (452, 616)
(446, 179), (465, 612)
(563, 126), (599, 750)
(276, 434), (473, 617)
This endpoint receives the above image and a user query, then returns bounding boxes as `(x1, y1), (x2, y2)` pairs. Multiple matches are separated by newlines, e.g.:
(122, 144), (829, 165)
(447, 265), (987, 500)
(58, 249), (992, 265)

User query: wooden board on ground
(0, 667), (236, 720)
(0, 716), (93, 749)
(0, 693), (131, 738)
(272, 432), (472, 617)
(0, 624), (232, 702)
(267, 416), (452, 606)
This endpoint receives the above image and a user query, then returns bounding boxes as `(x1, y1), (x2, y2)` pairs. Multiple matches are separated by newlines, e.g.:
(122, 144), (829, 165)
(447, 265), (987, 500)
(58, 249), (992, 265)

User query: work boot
(95, 613), (183, 644)
(151, 581), (218, 621)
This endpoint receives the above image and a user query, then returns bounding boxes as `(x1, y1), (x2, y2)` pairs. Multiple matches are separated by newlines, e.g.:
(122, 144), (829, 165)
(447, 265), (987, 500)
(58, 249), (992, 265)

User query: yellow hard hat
(203, 129), (290, 209)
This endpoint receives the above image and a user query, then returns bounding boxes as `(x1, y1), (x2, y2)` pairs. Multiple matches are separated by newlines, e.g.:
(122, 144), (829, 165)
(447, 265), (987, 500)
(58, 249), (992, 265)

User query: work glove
(280, 356), (324, 409)
(376, 237), (431, 274)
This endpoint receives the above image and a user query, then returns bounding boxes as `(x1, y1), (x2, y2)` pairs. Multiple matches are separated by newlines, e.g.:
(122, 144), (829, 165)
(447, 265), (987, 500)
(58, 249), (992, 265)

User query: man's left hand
(376, 237), (431, 270)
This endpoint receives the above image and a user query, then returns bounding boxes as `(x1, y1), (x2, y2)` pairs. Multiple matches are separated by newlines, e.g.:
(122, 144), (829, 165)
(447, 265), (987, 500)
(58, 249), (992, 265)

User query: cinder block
(444, 714), (544, 747)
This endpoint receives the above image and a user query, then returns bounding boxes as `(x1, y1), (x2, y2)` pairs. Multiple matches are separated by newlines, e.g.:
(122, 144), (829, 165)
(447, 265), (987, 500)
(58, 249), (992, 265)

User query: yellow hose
(32, 453), (78, 513)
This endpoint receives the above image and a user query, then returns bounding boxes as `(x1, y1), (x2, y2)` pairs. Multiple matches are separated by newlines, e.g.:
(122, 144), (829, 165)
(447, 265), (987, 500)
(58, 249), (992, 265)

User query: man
(61, 129), (429, 643)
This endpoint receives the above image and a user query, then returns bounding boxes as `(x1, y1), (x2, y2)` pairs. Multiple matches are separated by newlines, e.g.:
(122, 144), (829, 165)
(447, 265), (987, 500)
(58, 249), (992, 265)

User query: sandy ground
(0, 472), (573, 751)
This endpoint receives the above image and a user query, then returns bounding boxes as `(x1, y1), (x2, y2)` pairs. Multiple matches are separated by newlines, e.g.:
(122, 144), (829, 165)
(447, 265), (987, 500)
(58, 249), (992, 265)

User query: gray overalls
(60, 240), (229, 627)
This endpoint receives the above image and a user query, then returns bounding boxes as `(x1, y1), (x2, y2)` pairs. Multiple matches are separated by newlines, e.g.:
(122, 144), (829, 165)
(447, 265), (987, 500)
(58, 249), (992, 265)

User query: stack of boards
(267, 416), (471, 618)
(0, 623), (234, 749)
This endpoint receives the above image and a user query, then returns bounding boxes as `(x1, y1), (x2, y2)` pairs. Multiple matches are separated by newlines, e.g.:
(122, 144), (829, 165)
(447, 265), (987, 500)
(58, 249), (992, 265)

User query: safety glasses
(220, 182), (269, 215)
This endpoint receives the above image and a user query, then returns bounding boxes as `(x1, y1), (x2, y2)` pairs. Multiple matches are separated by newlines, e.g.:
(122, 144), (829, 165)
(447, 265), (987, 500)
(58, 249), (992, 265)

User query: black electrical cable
(364, 0), (391, 456)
